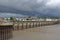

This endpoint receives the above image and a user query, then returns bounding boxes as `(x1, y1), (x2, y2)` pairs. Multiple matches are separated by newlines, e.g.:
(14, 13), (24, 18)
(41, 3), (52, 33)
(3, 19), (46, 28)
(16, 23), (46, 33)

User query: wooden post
(40, 22), (42, 26)
(21, 23), (23, 30)
(36, 22), (37, 27)
(33, 22), (34, 28)
(39, 22), (40, 27)
(29, 22), (31, 28)
(26, 23), (27, 29)
(38, 22), (40, 26)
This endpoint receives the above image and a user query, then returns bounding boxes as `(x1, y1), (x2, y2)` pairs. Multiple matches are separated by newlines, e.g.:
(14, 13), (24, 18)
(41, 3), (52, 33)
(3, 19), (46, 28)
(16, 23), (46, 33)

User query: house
(46, 18), (58, 21)
(46, 18), (52, 21)
(0, 17), (4, 23)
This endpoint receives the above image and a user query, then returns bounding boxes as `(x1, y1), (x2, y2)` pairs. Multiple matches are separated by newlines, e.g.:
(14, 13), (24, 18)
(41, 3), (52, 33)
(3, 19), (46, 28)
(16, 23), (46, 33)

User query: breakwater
(0, 21), (58, 40)
(0, 25), (13, 40)
(13, 21), (58, 31)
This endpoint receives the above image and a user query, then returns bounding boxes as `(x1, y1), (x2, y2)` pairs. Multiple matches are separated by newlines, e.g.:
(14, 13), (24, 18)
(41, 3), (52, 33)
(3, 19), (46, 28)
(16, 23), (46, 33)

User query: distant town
(0, 16), (60, 23)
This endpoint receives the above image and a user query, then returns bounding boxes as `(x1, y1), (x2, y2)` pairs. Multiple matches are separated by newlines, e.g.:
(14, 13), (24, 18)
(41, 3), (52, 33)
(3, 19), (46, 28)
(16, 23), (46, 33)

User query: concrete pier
(13, 21), (58, 31)
(0, 23), (13, 40)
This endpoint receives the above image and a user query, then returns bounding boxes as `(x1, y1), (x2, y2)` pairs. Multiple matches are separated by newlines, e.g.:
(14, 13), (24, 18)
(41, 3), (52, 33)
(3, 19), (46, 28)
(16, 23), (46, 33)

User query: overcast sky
(0, 0), (60, 17)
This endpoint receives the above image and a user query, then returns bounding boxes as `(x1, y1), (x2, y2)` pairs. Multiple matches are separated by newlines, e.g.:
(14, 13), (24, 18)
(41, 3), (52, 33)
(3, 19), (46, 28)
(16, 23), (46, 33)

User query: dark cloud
(0, 13), (25, 17)
(0, 0), (48, 11)
(0, 0), (60, 17)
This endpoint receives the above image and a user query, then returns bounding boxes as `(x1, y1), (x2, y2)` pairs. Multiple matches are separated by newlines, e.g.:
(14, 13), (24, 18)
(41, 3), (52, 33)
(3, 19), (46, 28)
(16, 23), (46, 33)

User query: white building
(46, 18), (58, 21)
(46, 19), (52, 21)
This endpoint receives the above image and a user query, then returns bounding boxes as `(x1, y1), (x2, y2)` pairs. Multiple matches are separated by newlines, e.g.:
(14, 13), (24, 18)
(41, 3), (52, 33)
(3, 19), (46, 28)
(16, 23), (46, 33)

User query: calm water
(11, 24), (60, 40)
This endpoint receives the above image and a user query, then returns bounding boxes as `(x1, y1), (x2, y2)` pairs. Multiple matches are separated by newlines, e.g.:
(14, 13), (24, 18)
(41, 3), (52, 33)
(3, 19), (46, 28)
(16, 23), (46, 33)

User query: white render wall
(46, 19), (52, 21)
(46, 19), (58, 21)
(16, 18), (59, 22)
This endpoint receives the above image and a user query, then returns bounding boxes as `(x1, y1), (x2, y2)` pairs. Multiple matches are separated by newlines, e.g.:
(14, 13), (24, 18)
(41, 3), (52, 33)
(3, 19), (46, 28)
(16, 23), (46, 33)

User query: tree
(10, 17), (14, 20)
(10, 17), (14, 22)
(37, 16), (41, 18)
(28, 16), (31, 18)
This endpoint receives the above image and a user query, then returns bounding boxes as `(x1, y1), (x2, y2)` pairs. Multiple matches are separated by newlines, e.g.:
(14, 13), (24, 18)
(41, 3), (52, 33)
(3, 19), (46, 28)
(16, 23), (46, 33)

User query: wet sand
(12, 24), (60, 40)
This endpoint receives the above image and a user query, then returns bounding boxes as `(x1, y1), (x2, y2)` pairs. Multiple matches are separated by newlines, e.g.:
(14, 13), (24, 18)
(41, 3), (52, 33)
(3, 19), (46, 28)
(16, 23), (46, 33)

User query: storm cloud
(0, 0), (47, 11)
(0, 0), (60, 17)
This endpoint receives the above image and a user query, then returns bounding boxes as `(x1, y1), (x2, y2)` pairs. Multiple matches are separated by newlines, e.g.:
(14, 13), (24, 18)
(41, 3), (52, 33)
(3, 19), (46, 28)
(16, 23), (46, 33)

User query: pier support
(0, 25), (13, 40)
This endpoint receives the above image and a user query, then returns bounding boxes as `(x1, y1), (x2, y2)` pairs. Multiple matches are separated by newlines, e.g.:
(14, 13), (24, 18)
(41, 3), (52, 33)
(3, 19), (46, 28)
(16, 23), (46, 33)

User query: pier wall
(0, 25), (13, 40)
(13, 21), (58, 31)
